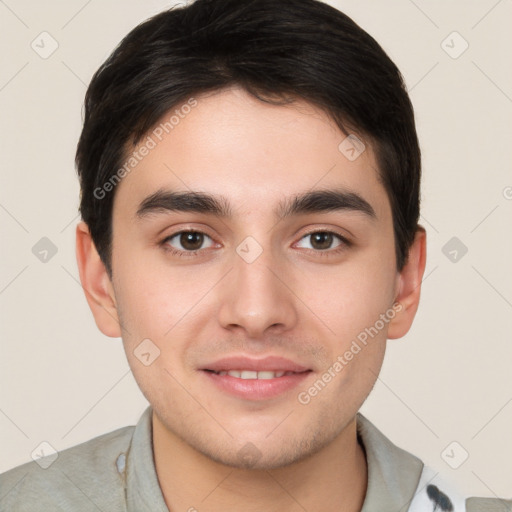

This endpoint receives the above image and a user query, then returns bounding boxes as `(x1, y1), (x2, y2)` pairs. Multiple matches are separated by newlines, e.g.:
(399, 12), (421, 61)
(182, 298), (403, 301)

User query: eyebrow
(136, 187), (376, 220)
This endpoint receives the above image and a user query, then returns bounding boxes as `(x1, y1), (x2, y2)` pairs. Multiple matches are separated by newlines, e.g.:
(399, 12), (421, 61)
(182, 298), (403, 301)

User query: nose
(217, 240), (299, 339)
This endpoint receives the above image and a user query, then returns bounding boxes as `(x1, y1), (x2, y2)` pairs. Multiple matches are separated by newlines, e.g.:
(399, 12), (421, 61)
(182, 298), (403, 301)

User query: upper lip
(201, 355), (311, 373)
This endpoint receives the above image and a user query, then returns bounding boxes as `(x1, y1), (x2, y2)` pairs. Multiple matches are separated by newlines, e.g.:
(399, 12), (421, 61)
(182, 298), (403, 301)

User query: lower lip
(201, 370), (312, 400)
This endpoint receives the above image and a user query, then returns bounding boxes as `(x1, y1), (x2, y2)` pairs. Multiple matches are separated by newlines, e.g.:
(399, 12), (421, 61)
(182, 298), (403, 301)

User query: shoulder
(356, 414), (511, 512)
(0, 424), (135, 512)
(409, 465), (511, 512)
(466, 497), (512, 512)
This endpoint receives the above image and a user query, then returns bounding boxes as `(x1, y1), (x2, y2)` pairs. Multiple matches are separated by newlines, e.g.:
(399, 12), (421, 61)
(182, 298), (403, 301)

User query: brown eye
(179, 232), (204, 250)
(296, 231), (347, 252)
(309, 232), (334, 250)
(163, 231), (215, 253)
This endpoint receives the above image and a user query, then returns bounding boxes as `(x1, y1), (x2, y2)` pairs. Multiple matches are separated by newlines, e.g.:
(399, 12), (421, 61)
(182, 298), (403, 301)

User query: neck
(152, 412), (368, 512)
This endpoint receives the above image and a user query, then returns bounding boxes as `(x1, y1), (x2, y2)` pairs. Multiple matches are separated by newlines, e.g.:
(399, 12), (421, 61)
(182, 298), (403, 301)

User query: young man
(0, 0), (509, 510)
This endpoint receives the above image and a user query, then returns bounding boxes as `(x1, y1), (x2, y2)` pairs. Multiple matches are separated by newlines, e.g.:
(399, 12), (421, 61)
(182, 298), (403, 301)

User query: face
(88, 86), (412, 470)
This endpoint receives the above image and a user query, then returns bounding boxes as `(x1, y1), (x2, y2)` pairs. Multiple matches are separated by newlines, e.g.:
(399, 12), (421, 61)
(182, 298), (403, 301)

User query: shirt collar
(126, 406), (168, 511)
(125, 406), (424, 511)
(357, 412), (424, 511)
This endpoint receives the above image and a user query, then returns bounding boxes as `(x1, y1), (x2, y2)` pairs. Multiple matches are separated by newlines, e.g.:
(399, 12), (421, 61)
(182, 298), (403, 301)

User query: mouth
(201, 369), (313, 400)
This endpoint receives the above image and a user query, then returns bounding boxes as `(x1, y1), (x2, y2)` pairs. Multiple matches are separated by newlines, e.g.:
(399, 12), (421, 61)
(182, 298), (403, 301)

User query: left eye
(296, 231), (345, 251)
(164, 231), (215, 252)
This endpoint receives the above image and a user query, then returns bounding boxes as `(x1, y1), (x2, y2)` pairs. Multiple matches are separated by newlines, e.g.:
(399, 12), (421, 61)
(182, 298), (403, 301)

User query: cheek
(311, 263), (393, 409)
(300, 253), (397, 340)
(112, 258), (222, 387)
(113, 245), (210, 336)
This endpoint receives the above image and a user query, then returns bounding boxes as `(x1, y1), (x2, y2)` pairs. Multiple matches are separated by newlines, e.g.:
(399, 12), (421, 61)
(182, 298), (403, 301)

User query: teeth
(257, 371), (282, 379)
(215, 370), (295, 379)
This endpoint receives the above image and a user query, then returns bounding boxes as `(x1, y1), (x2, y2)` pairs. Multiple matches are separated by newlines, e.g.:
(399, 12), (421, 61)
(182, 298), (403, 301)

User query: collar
(356, 413), (424, 511)
(126, 407), (168, 511)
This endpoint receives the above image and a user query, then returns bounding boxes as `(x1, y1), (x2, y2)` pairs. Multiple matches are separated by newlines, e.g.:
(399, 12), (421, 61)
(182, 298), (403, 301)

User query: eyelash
(160, 229), (352, 259)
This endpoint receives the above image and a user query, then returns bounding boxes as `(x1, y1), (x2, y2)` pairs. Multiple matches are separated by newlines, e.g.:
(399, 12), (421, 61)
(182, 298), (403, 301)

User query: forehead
(113, 86), (389, 221)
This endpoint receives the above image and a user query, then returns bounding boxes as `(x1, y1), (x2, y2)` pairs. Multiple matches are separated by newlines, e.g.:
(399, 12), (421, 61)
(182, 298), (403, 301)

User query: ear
(75, 221), (122, 338)
(387, 227), (427, 339)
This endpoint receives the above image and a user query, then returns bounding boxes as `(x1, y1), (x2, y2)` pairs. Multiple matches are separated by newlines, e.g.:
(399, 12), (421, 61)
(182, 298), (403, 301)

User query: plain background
(0, 0), (511, 499)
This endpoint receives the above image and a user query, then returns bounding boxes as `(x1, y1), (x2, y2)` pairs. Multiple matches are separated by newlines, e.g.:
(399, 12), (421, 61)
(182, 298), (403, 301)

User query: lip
(201, 369), (312, 400)
(200, 355), (311, 373)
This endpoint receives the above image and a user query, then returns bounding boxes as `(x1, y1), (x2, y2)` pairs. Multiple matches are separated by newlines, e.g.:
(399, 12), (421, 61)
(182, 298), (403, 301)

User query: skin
(76, 86), (426, 512)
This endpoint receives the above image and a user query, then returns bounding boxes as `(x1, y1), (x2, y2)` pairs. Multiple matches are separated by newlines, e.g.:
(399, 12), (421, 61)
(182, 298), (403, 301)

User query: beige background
(1, 0), (511, 499)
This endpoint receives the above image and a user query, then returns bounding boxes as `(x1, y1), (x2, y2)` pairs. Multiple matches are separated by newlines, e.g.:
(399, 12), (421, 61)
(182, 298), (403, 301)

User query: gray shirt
(0, 407), (509, 511)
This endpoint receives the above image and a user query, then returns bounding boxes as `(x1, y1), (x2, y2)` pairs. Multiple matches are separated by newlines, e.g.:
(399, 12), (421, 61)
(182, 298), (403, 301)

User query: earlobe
(387, 227), (427, 339)
(75, 221), (122, 338)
